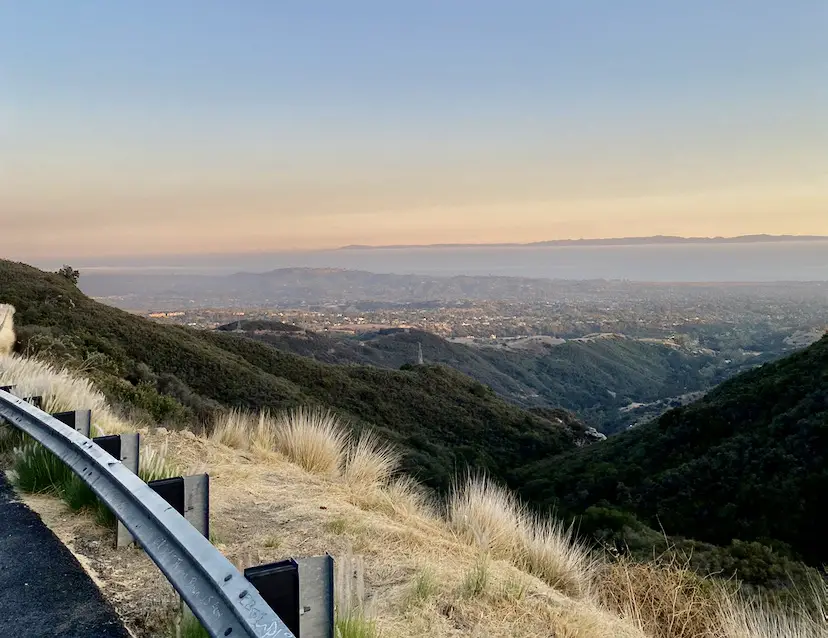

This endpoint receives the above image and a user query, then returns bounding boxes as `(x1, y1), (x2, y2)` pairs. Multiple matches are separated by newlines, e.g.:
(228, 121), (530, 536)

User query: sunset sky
(2, 1), (827, 260)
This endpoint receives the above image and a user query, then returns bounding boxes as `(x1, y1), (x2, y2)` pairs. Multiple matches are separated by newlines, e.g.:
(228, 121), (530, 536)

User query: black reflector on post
(93, 434), (122, 460)
(244, 559), (301, 637)
(148, 477), (185, 516)
(53, 409), (92, 438)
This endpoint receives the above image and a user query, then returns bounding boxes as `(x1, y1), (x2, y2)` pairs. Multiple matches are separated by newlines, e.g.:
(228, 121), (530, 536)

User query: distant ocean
(76, 240), (828, 282)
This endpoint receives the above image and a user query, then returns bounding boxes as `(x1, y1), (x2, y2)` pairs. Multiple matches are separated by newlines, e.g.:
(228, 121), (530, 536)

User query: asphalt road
(0, 472), (130, 638)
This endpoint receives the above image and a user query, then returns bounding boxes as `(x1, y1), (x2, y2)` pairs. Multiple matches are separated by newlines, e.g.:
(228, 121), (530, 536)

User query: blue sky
(2, 1), (827, 258)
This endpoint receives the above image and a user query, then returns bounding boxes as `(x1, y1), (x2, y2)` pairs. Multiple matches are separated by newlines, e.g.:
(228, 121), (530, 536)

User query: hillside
(5, 259), (828, 599)
(518, 333), (828, 567)
(220, 320), (735, 433)
(0, 259), (586, 491)
(5, 352), (827, 638)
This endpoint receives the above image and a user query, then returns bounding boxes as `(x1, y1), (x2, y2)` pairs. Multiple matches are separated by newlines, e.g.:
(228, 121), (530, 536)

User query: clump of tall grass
(139, 441), (181, 483)
(0, 422), (26, 454)
(272, 408), (348, 476)
(597, 552), (828, 638)
(210, 407), (435, 523)
(343, 430), (400, 489)
(596, 553), (730, 638)
(718, 596), (828, 638)
(448, 474), (594, 598)
(212, 407), (404, 486)
(524, 515), (594, 598)
(371, 475), (435, 520)
(209, 408), (252, 449)
(460, 554), (492, 599)
(448, 474), (524, 555)
(407, 566), (439, 606)
(0, 304), (15, 356)
(335, 614), (378, 638)
(0, 353), (128, 433)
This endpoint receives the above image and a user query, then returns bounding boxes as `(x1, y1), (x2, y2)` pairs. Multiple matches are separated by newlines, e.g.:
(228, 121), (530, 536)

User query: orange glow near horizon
(2, 172), (828, 259)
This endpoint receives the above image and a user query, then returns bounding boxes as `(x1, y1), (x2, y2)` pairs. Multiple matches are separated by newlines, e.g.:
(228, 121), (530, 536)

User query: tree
(57, 265), (80, 285)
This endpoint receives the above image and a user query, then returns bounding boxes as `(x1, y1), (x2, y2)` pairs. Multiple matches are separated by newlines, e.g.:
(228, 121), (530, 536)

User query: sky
(2, 1), (827, 260)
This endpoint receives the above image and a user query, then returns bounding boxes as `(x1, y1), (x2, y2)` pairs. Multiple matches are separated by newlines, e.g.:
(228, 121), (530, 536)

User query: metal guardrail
(0, 389), (296, 638)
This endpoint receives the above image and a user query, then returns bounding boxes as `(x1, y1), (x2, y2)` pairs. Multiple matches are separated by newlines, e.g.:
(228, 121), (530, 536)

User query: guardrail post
(242, 555), (335, 638)
(92, 433), (141, 548)
(184, 474), (210, 541)
(244, 560), (301, 636)
(297, 555), (335, 638)
(148, 474), (210, 538)
(53, 409), (92, 438)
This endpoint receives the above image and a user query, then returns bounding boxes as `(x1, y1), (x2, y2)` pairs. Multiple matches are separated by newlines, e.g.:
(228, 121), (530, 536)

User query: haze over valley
(76, 248), (828, 435)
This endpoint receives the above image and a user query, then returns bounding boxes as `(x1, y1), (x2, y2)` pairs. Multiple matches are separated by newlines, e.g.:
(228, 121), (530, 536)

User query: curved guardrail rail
(0, 389), (295, 638)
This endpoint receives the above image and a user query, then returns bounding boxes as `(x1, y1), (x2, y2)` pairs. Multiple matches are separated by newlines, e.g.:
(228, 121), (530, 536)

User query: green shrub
(13, 441), (75, 494)
(13, 441), (117, 526)
(0, 423), (25, 454)
(335, 614), (378, 638)
(62, 473), (98, 511)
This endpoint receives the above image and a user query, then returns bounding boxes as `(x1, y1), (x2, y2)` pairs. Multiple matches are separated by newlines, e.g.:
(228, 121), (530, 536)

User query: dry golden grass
(209, 408), (252, 449)
(448, 474), (594, 599)
(4, 349), (825, 638)
(343, 429), (400, 489)
(718, 595), (828, 638)
(448, 474), (524, 555)
(213, 407), (350, 476)
(26, 418), (828, 638)
(272, 408), (348, 475)
(138, 440), (181, 483)
(0, 353), (129, 433)
(523, 516), (595, 599)
(361, 475), (437, 521)
(153, 429), (648, 638)
(593, 553), (828, 638)
(596, 555), (726, 638)
(0, 304), (14, 356)
(211, 406), (408, 491)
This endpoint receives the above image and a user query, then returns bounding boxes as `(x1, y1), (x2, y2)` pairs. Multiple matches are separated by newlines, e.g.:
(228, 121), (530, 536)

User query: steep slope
(0, 259), (584, 491)
(219, 321), (726, 433)
(8, 351), (827, 638)
(518, 334), (828, 566)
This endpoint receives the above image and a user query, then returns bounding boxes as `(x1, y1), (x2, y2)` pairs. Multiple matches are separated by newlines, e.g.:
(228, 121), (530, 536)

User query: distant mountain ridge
(339, 234), (828, 250)
(80, 266), (827, 310)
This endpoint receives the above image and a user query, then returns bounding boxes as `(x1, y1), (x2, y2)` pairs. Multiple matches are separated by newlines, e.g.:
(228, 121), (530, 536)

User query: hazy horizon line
(337, 233), (828, 250)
